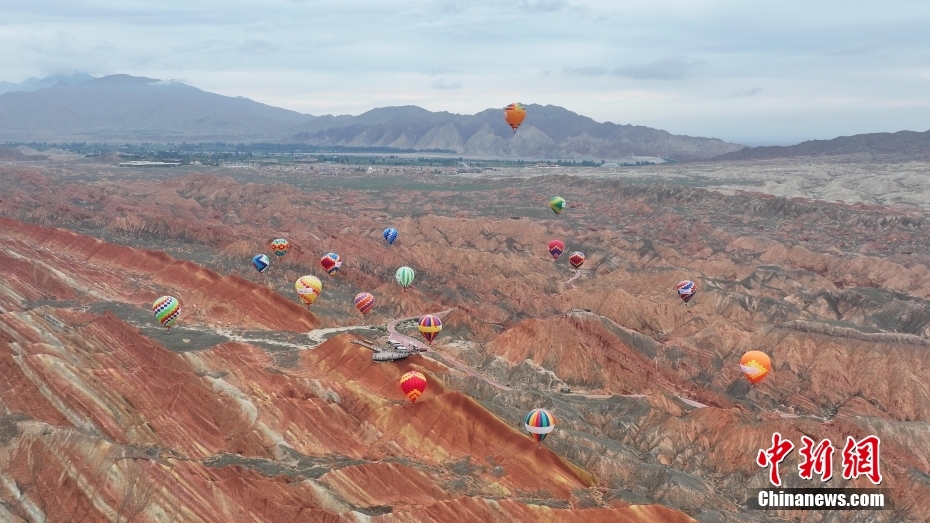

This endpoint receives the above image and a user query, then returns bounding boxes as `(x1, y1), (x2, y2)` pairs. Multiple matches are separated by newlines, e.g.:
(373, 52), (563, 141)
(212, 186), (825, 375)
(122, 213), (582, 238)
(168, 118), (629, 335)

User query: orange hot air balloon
(399, 371), (427, 405)
(740, 351), (772, 385)
(503, 103), (526, 132)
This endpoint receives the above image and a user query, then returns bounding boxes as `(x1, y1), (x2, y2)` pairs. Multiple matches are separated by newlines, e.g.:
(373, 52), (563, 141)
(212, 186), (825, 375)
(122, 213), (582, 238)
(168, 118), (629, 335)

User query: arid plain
(0, 154), (929, 522)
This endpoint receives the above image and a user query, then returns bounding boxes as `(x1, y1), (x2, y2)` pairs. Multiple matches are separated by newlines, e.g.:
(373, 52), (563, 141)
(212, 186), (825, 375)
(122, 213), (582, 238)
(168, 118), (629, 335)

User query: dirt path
(562, 269), (583, 285)
(384, 309), (707, 407)
(386, 309), (514, 391)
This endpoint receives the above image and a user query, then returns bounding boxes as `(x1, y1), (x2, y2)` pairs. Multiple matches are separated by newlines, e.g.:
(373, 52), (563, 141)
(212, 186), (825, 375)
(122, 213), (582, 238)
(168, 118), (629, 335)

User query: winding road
(561, 269), (584, 285)
(386, 310), (514, 391)
(384, 309), (708, 406)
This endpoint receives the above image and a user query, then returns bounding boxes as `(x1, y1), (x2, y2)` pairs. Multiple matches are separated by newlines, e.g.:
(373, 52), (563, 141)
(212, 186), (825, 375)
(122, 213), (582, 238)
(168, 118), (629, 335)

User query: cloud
(562, 66), (609, 76)
(518, 0), (571, 13)
(730, 87), (762, 97)
(426, 67), (462, 76)
(613, 57), (705, 80)
(432, 79), (462, 90)
(3, 0), (930, 145)
(237, 40), (280, 54)
(825, 44), (873, 57)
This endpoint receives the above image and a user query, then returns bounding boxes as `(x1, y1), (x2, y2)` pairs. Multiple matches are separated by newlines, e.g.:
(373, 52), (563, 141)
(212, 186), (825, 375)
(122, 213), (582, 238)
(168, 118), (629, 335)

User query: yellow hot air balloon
(504, 103), (526, 133)
(295, 275), (323, 307)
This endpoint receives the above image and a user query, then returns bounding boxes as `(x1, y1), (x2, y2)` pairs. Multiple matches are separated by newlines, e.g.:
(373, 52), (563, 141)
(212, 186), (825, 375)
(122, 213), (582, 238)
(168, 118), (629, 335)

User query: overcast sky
(2, 0), (930, 145)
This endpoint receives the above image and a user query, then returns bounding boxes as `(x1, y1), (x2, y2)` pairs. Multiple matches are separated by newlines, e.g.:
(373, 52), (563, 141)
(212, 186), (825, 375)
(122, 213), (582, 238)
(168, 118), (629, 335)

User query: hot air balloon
(271, 238), (289, 257)
(503, 102), (526, 132)
(399, 371), (427, 405)
(395, 266), (415, 290)
(152, 296), (181, 331)
(321, 253), (342, 277)
(548, 240), (564, 260)
(295, 275), (323, 307)
(418, 315), (442, 345)
(676, 280), (696, 304)
(383, 227), (398, 246)
(568, 251), (585, 269)
(252, 254), (270, 273)
(549, 196), (566, 216)
(354, 292), (375, 315)
(740, 351), (772, 385)
(525, 408), (556, 447)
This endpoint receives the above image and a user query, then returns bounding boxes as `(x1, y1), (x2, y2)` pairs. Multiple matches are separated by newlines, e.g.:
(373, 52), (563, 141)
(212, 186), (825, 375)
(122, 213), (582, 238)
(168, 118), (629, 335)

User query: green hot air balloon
(395, 266), (415, 291)
(549, 196), (566, 216)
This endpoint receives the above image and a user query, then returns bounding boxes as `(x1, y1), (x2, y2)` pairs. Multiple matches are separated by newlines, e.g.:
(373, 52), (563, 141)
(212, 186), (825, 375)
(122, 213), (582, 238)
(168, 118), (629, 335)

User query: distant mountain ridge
(288, 104), (745, 161)
(709, 129), (930, 161)
(0, 74), (316, 143)
(0, 72), (95, 95)
(0, 73), (747, 159)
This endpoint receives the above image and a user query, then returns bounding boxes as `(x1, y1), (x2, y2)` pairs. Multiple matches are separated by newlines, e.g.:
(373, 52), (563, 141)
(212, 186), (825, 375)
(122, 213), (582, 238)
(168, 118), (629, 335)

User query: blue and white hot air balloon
(252, 254), (270, 273)
(383, 227), (398, 246)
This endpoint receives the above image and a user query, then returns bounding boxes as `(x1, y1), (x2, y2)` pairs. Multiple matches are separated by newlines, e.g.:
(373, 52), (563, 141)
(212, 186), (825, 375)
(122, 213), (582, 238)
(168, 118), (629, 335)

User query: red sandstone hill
(2, 165), (930, 521)
(0, 216), (319, 332)
(0, 280), (698, 521)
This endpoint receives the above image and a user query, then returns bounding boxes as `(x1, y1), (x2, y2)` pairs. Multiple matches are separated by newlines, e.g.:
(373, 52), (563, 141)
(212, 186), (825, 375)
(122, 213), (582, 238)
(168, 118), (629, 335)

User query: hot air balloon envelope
(525, 408), (556, 443)
(399, 371), (427, 404)
(676, 280), (696, 303)
(549, 196), (566, 215)
(271, 238), (289, 257)
(568, 252), (585, 269)
(383, 228), (398, 245)
(252, 254), (270, 273)
(548, 240), (564, 260)
(354, 292), (375, 315)
(418, 315), (442, 345)
(740, 350), (772, 385)
(395, 266), (415, 288)
(152, 296), (181, 329)
(295, 275), (323, 307)
(321, 253), (342, 276)
(503, 103), (526, 132)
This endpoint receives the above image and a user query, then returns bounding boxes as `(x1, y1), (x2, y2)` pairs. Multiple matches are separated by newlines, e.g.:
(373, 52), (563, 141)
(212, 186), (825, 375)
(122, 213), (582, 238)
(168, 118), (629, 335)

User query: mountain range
(0, 74), (743, 160)
(0, 72), (95, 95)
(0, 74), (313, 143)
(709, 129), (930, 161)
(286, 104), (745, 161)
(3, 73), (930, 161)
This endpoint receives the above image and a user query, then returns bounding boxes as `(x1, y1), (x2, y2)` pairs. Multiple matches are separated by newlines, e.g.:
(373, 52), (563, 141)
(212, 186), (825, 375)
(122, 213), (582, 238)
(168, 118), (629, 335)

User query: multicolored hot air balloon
(568, 251), (585, 269)
(152, 296), (181, 331)
(383, 227), (398, 246)
(252, 254), (270, 273)
(271, 238), (289, 257)
(525, 408), (556, 446)
(395, 266), (415, 290)
(321, 253), (342, 277)
(399, 371), (427, 405)
(503, 102), (526, 132)
(354, 292), (375, 315)
(418, 315), (442, 345)
(548, 240), (564, 260)
(295, 275), (323, 307)
(549, 196), (565, 216)
(676, 280), (696, 304)
(740, 351), (772, 385)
